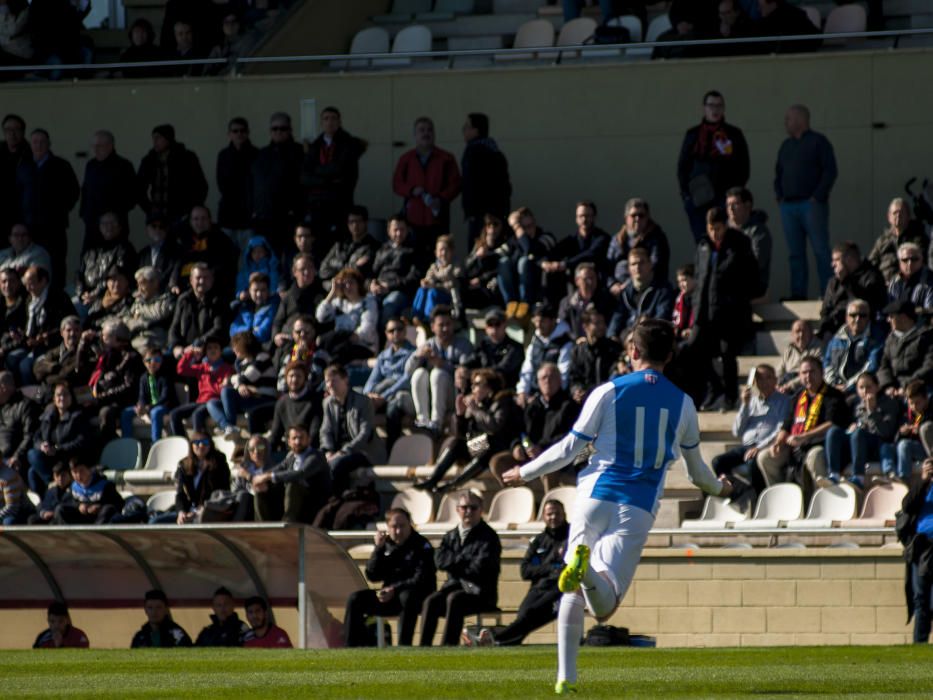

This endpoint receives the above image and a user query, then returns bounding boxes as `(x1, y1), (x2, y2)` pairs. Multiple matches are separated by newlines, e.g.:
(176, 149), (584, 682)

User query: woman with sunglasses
(150, 431), (230, 525)
(231, 434), (273, 521)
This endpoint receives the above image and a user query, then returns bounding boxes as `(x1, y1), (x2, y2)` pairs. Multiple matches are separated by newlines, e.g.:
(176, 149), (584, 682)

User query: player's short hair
(542, 499), (565, 514)
(630, 318), (675, 365)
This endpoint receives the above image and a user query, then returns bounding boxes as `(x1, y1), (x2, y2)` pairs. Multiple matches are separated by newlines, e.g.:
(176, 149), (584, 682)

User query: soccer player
(503, 318), (732, 694)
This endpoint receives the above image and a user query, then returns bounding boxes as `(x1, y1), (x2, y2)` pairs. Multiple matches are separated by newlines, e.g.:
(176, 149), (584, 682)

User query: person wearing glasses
(823, 299), (885, 398)
(420, 490), (500, 647)
(150, 431), (231, 524)
(888, 242), (933, 314)
(231, 435), (273, 522)
(816, 241), (886, 342)
(251, 424), (330, 523)
(251, 112), (304, 253)
(868, 197), (929, 286)
(605, 198), (671, 297)
(365, 318), (415, 450)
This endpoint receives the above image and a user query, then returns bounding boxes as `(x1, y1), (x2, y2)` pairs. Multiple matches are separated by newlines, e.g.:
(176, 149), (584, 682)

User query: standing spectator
(194, 587), (249, 647)
(125, 266), (175, 354)
(460, 215), (507, 311)
(557, 262), (616, 340)
(0, 224), (52, 281)
(823, 299), (884, 397)
(515, 302), (574, 406)
(0, 458), (31, 525)
(216, 117), (259, 250)
(726, 186), (772, 297)
(23, 0), (87, 68)
(84, 320), (145, 443)
(137, 213), (182, 295)
(498, 207), (555, 322)
(315, 268), (378, 364)
(272, 253), (325, 344)
(460, 309), (524, 390)
(32, 603), (89, 649)
(868, 197), (929, 285)
(678, 91), (750, 241)
(15, 128), (79, 285)
(568, 309), (622, 404)
(365, 319), (415, 447)
(137, 124), (208, 225)
(777, 319), (823, 395)
(541, 201), (610, 306)
(320, 364), (380, 494)
(420, 490), (500, 647)
(152, 433), (231, 525)
(817, 241), (887, 340)
(343, 507), (436, 647)
(900, 457), (933, 643)
(176, 205), (239, 299)
(392, 116), (461, 263)
(168, 264), (229, 360)
(888, 242), (933, 312)
(894, 383), (933, 482)
(370, 216), (421, 328)
(877, 301), (933, 399)
(79, 130), (137, 251)
(243, 597), (293, 648)
(230, 271), (279, 347)
(251, 112), (304, 252)
(26, 382), (88, 497)
(0, 114), (27, 240)
(609, 248), (675, 338)
(206, 331), (276, 439)
(318, 206), (379, 287)
(169, 337), (234, 436)
(131, 590), (193, 648)
(120, 345), (175, 444)
(605, 198), (671, 294)
(301, 106), (366, 243)
(74, 213), (138, 313)
(774, 104), (837, 299)
(692, 207), (758, 411)
(54, 456), (125, 525)
(251, 424), (330, 523)
(461, 112), (511, 246)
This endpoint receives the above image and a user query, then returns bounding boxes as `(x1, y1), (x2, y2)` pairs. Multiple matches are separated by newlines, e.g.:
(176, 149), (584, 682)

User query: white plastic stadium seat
(375, 25), (433, 67)
(487, 486), (535, 529)
(681, 495), (748, 530)
(627, 13), (671, 56)
(497, 18), (554, 61)
(144, 436), (190, 471)
(212, 436), (238, 464)
(537, 486), (576, 521)
(824, 4), (865, 34)
(556, 17), (597, 59)
(147, 490), (176, 514)
(841, 482), (908, 528)
(390, 489), (435, 526)
(733, 483), (803, 529)
(785, 484), (858, 529)
(417, 493), (460, 534)
(334, 27), (391, 69)
(388, 433), (434, 466)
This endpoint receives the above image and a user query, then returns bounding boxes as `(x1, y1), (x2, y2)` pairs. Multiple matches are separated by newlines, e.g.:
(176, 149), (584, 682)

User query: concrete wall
(5, 48), (932, 295)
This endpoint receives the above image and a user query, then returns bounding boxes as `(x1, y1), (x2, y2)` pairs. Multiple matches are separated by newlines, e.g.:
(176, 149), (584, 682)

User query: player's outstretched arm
(503, 430), (591, 486)
(681, 445), (731, 498)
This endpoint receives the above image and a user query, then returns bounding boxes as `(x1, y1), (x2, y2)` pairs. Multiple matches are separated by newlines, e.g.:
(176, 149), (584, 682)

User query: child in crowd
(28, 463), (73, 525)
(230, 272), (279, 346)
(235, 236), (279, 301)
(207, 331), (277, 439)
(122, 345), (176, 443)
(411, 235), (459, 324)
(834, 372), (899, 488)
(169, 337), (234, 436)
(893, 380), (933, 481)
(672, 263), (696, 341)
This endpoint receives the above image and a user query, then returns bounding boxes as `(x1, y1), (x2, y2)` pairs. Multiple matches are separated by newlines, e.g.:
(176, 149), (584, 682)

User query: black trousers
(420, 584), (492, 646)
(495, 586), (561, 646)
(343, 587), (428, 647)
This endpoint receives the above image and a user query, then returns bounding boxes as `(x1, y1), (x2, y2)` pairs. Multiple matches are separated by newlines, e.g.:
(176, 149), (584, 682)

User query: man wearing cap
(131, 589), (193, 648)
(515, 302), (573, 407)
(137, 123), (208, 225)
(460, 308), (523, 389)
(878, 300), (933, 399)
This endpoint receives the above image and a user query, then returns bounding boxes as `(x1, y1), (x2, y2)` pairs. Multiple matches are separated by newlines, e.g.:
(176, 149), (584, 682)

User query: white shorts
(565, 497), (654, 601)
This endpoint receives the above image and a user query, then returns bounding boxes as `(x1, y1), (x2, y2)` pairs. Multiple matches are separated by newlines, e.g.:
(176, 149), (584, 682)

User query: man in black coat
(569, 310), (623, 403)
(137, 212), (182, 294)
(461, 112), (511, 247)
(195, 587), (250, 647)
(80, 130), (137, 252)
(752, 0), (821, 54)
(168, 264), (229, 358)
(131, 589), (193, 648)
(541, 201), (610, 306)
(252, 112), (304, 253)
(15, 128), (79, 285)
(877, 300), (933, 398)
(677, 90), (750, 241)
(460, 309), (524, 389)
(420, 490), (501, 646)
(216, 117), (259, 249)
(318, 206), (379, 286)
(174, 205), (239, 299)
(817, 241), (887, 340)
(301, 106), (366, 246)
(0, 371), (39, 481)
(608, 248), (675, 338)
(252, 424), (331, 523)
(343, 507), (436, 647)
(0, 114), (29, 240)
(557, 262), (617, 340)
(137, 124), (209, 225)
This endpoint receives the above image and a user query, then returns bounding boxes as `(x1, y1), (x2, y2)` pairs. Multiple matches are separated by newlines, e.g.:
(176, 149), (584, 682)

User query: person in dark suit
(251, 424), (331, 523)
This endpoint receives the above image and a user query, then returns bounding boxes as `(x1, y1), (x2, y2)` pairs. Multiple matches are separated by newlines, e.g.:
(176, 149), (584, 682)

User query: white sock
(557, 592), (584, 684)
(582, 570), (618, 619)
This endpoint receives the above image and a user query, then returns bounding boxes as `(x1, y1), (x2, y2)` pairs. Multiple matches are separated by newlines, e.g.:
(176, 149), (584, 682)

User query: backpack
(584, 624), (630, 646)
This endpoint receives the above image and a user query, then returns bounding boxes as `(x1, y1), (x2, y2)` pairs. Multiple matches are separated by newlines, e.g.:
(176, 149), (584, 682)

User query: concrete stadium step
(698, 411), (736, 440)
(756, 330), (791, 355)
(738, 354), (782, 376)
(752, 300), (821, 328)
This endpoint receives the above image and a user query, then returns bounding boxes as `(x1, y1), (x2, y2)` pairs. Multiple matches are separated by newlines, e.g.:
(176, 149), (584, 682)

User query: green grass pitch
(4, 646), (933, 698)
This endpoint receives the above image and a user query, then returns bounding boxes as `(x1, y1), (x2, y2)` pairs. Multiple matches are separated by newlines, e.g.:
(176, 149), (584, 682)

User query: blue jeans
(169, 403), (210, 436)
(847, 428), (895, 477)
(779, 200), (832, 298)
(121, 405), (167, 443)
(562, 0), (615, 20)
(379, 291), (409, 328)
(497, 255), (540, 304)
(5, 348), (35, 386)
(411, 287), (452, 324)
(27, 447), (54, 496)
(206, 388), (274, 434)
(912, 562), (933, 642)
(897, 439), (927, 480)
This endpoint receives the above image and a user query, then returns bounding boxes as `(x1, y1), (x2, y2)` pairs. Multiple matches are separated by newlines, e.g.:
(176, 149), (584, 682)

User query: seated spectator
(0, 458), (31, 525)
(251, 424), (330, 524)
(713, 364), (790, 493)
(0, 370), (38, 481)
(672, 264), (697, 341)
(23, 0), (88, 68)
(176, 206), (238, 298)
(27, 462), (71, 525)
(84, 320), (144, 443)
(888, 242), (933, 312)
(893, 380), (933, 482)
(414, 368), (517, 493)
(170, 336), (234, 436)
(168, 264), (229, 360)
(756, 356), (850, 496)
(343, 507), (436, 647)
(558, 262), (616, 340)
(569, 309), (622, 404)
(868, 197), (929, 285)
(207, 331), (276, 440)
(498, 206), (555, 322)
(707, 0), (756, 56)
(272, 254), (325, 345)
(85, 265), (134, 332)
(118, 19), (165, 78)
(0, 268), (26, 353)
(32, 315), (86, 393)
(131, 589), (193, 648)
(53, 455), (125, 525)
(608, 200), (672, 298)
(125, 266), (174, 354)
(365, 319), (415, 447)
(151, 432), (231, 525)
(137, 213), (182, 294)
(726, 186), (772, 297)
(243, 596), (292, 648)
(230, 272), (279, 347)
(460, 215), (507, 311)
(207, 12), (249, 69)
(402, 305), (472, 437)
(234, 235), (279, 302)
(541, 201), (610, 305)
(320, 364), (380, 495)
(825, 371), (899, 489)
(279, 225), (327, 294)
(74, 212), (137, 313)
(412, 235), (460, 326)
(817, 241), (887, 340)
(653, 0), (720, 59)
(460, 309), (523, 390)
(195, 587), (249, 647)
(777, 319), (822, 395)
(516, 302), (573, 407)
(609, 248), (675, 338)
(420, 490), (501, 647)
(269, 362), (322, 452)
(231, 434), (274, 522)
(823, 299), (885, 397)
(168, 21), (206, 77)
(490, 362), (580, 491)
(0, 224), (51, 278)
(750, 0), (821, 53)
(370, 216), (421, 325)
(0, 0), (33, 66)
(33, 602), (89, 649)
(7, 265), (76, 385)
(26, 382), (88, 497)
(318, 206), (378, 288)
(464, 499), (569, 647)
(315, 268), (378, 364)
(121, 345), (175, 444)
(878, 301), (933, 400)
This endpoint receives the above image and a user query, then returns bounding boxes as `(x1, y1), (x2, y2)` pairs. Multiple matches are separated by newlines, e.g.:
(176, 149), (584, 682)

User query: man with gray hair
(606, 197), (671, 294)
(252, 112), (303, 252)
(823, 299), (885, 396)
(80, 129), (136, 251)
(33, 315), (87, 393)
(888, 241), (933, 313)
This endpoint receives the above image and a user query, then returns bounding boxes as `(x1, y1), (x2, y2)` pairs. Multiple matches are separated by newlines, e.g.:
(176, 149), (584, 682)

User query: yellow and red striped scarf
(792, 386), (825, 435)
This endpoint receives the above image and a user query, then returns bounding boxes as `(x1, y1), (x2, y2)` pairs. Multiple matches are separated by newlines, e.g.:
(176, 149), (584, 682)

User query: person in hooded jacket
(234, 235), (279, 302)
